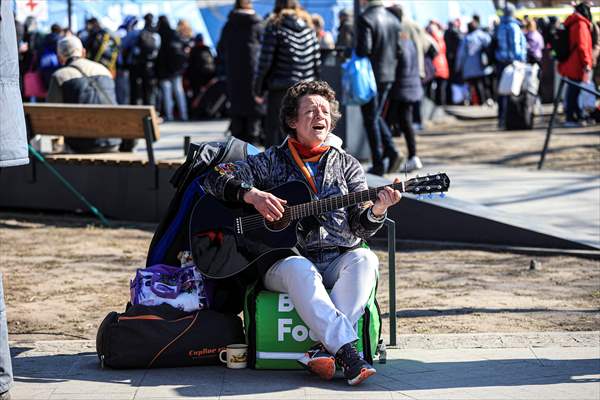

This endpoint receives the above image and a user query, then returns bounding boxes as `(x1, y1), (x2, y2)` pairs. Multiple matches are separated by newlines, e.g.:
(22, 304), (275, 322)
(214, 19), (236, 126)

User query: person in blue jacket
(494, 3), (527, 127)
(456, 21), (492, 105)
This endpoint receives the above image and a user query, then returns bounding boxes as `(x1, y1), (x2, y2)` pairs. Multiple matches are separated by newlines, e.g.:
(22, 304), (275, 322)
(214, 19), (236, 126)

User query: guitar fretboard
(286, 183), (405, 220)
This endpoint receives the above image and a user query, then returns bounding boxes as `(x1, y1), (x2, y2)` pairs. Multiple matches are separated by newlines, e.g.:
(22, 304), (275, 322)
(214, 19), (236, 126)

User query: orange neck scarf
(288, 138), (330, 158)
(287, 138), (330, 193)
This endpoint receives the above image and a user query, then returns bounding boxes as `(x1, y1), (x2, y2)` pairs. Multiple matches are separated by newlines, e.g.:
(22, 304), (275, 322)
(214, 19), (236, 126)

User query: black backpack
(86, 30), (120, 73)
(551, 25), (570, 62)
(146, 137), (256, 314)
(137, 29), (159, 61)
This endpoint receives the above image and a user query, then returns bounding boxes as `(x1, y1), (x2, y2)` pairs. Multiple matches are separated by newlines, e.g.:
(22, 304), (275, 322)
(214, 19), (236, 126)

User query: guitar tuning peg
(439, 193), (446, 199)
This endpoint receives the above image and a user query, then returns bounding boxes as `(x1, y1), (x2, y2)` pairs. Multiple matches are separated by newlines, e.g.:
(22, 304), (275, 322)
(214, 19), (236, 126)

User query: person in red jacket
(558, 2), (594, 126)
(426, 20), (450, 105)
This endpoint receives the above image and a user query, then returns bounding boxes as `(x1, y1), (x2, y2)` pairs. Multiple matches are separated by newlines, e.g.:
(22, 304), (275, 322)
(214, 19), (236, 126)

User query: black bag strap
(67, 61), (115, 105)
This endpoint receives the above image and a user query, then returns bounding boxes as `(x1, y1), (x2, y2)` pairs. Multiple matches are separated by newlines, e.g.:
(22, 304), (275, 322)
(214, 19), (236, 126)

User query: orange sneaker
(297, 343), (336, 380)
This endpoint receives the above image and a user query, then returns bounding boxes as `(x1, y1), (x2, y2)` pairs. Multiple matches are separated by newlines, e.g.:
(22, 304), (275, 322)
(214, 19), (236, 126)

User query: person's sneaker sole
(347, 367), (376, 386)
(297, 357), (336, 380)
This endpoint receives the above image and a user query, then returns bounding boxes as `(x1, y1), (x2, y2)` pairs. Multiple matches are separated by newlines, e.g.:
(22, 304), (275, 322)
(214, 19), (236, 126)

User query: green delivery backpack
(244, 283), (382, 369)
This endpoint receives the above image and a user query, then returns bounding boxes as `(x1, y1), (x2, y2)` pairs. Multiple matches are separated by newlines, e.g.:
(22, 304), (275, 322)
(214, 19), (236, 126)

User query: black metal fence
(538, 77), (600, 170)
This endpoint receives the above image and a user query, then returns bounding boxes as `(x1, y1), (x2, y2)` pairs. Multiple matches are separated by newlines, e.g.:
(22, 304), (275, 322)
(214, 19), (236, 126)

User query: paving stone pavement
(8, 332), (600, 400)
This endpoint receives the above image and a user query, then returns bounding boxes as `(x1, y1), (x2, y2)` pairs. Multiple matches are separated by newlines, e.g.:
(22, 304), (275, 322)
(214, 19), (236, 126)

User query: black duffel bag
(96, 303), (245, 369)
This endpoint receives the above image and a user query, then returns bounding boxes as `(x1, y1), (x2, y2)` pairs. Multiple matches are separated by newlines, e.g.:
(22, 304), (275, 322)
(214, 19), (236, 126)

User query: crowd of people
(13, 0), (600, 163)
(17, 13), (217, 123)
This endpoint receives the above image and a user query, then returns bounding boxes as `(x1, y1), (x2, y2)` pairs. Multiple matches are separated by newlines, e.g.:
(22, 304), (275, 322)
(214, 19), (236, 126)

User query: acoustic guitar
(189, 173), (450, 279)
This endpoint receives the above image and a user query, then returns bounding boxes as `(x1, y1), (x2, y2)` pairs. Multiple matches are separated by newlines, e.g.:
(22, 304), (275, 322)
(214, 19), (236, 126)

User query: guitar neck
(288, 182), (406, 220)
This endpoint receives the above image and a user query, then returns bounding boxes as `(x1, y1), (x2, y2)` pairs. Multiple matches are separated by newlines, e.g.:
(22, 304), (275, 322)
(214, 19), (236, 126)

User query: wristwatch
(238, 182), (254, 202)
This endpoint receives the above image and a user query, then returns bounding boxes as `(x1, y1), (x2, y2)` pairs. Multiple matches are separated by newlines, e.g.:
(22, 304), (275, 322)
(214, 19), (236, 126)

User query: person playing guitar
(202, 80), (401, 385)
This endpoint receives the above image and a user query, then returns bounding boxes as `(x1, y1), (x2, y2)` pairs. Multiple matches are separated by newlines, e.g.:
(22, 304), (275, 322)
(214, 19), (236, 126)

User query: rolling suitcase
(506, 91), (536, 130)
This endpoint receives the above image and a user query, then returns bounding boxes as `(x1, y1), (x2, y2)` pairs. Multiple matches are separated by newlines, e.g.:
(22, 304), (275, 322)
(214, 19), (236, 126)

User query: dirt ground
(1, 117), (599, 342)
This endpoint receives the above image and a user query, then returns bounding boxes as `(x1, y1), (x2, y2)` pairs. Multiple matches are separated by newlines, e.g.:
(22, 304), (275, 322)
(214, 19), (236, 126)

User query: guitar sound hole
(265, 212), (291, 232)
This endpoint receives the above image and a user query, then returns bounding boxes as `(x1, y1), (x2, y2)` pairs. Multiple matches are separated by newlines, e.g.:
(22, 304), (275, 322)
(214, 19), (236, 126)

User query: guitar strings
(238, 195), (359, 231)
(236, 180), (447, 231)
(239, 189), (386, 231)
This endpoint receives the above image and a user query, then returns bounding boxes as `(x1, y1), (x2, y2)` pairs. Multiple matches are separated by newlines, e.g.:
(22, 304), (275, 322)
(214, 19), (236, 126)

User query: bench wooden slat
(45, 152), (150, 166)
(24, 103), (160, 141)
(43, 153), (186, 167)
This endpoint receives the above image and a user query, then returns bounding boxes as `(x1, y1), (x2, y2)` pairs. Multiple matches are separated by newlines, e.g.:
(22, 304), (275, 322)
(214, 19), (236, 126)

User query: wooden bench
(23, 103), (161, 166)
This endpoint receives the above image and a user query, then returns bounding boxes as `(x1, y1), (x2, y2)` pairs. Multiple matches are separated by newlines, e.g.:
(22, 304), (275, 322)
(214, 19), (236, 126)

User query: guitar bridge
(235, 217), (243, 234)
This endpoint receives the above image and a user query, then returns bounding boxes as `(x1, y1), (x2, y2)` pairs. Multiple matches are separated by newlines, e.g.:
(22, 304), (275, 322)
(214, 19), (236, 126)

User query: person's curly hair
(279, 80), (342, 138)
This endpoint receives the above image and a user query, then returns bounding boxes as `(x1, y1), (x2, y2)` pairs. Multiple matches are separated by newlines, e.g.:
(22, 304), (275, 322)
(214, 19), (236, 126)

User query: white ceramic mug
(219, 344), (248, 369)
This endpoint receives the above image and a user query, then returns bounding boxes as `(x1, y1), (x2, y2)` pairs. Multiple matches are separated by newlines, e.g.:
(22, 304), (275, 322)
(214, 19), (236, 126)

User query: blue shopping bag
(341, 52), (377, 105)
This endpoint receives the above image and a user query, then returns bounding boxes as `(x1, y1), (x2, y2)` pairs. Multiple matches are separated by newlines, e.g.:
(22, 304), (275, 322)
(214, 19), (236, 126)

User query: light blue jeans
(263, 248), (379, 355)
(159, 75), (188, 121)
(0, 273), (13, 393)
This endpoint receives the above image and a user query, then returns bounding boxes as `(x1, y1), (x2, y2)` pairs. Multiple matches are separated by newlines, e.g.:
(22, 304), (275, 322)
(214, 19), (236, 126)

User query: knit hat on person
(503, 3), (516, 17)
(57, 36), (83, 59)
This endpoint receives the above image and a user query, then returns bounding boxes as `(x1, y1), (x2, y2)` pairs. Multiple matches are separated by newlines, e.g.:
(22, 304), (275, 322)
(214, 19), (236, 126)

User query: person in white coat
(0, 1), (29, 398)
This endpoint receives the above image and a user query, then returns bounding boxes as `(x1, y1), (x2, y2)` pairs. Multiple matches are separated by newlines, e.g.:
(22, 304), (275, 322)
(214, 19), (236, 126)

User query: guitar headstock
(404, 173), (450, 196)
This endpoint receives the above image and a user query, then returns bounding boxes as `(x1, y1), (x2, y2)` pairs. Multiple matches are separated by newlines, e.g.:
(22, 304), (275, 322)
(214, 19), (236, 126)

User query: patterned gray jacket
(202, 135), (385, 252)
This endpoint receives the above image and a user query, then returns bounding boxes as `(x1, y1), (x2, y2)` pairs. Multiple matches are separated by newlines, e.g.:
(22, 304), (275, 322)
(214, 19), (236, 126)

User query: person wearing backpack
(558, 2), (594, 127)
(81, 18), (120, 77)
(494, 4), (527, 128)
(155, 16), (188, 121)
(130, 14), (161, 109)
(47, 36), (120, 153)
